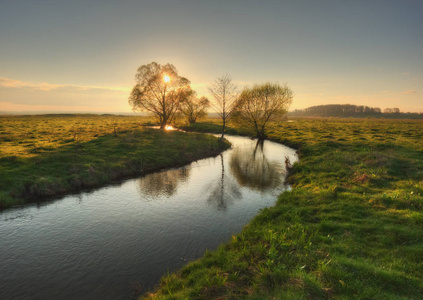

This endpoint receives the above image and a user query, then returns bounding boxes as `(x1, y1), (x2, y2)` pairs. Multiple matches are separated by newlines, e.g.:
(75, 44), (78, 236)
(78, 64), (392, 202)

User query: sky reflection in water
(0, 135), (297, 300)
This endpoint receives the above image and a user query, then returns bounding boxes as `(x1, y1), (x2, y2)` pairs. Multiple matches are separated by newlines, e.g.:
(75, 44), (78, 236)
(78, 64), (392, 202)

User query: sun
(163, 75), (170, 83)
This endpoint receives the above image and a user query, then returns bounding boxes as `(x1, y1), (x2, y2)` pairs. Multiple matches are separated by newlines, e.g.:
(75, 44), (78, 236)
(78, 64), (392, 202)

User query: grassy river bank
(144, 118), (423, 299)
(0, 115), (230, 210)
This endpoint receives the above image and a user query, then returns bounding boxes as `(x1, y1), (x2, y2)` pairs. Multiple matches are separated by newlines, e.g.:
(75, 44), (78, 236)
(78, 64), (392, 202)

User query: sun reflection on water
(165, 125), (176, 130)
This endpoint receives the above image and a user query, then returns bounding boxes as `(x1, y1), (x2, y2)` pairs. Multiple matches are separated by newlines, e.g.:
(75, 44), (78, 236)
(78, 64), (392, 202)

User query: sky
(0, 0), (422, 113)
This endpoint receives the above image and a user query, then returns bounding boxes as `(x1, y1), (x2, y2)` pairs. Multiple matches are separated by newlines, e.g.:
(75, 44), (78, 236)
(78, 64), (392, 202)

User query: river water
(0, 135), (297, 300)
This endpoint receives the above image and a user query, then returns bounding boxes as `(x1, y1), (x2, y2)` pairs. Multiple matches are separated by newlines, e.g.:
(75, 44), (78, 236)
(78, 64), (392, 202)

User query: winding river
(0, 135), (297, 300)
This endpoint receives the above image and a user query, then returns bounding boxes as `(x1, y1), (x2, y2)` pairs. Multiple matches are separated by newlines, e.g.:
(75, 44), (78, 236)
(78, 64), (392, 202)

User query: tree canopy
(179, 91), (210, 124)
(129, 62), (191, 129)
(233, 82), (293, 139)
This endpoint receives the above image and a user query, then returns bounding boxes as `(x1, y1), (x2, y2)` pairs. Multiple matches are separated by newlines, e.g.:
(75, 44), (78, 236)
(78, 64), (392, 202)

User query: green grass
(0, 115), (230, 209)
(144, 118), (423, 299)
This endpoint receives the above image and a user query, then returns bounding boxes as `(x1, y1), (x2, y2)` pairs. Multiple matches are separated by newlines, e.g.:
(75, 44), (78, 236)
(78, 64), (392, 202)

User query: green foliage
(179, 91), (210, 124)
(143, 118), (423, 299)
(290, 104), (423, 119)
(129, 62), (191, 129)
(0, 115), (230, 209)
(180, 121), (239, 135)
(232, 82), (293, 139)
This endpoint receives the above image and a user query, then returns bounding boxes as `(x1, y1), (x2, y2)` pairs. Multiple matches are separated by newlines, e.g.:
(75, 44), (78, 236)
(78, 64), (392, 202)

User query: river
(0, 135), (297, 300)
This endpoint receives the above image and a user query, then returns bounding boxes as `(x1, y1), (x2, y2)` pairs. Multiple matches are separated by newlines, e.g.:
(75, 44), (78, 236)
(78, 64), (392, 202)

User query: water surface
(0, 135), (297, 300)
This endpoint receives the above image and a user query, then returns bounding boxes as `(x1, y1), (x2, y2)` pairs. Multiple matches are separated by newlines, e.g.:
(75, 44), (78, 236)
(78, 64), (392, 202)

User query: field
(0, 115), (230, 209)
(146, 118), (423, 299)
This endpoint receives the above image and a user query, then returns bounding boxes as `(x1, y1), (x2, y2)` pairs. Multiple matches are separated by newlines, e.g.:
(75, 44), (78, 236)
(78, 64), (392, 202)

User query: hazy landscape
(1, 1), (422, 299)
(1, 114), (422, 299)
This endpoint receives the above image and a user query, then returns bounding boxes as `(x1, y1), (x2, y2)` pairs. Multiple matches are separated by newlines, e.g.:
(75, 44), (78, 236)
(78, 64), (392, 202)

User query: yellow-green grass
(0, 115), (230, 210)
(144, 118), (423, 299)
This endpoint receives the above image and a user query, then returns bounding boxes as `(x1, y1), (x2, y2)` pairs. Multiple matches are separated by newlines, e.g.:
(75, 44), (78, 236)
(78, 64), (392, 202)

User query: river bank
(0, 115), (230, 210)
(144, 118), (423, 299)
(0, 132), (296, 300)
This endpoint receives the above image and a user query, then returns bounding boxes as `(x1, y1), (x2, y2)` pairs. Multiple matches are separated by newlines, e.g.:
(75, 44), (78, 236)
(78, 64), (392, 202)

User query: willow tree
(179, 91), (210, 124)
(129, 62), (191, 129)
(229, 144), (283, 192)
(208, 74), (238, 139)
(233, 82), (293, 140)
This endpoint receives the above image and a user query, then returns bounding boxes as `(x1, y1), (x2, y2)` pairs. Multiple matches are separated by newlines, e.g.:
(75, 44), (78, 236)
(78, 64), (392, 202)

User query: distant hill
(289, 104), (423, 119)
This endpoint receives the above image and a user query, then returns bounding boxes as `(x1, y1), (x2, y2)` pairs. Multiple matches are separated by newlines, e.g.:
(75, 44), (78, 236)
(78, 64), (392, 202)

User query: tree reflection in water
(229, 140), (285, 193)
(137, 167), (190, 200)
(207, 154), (242, 211)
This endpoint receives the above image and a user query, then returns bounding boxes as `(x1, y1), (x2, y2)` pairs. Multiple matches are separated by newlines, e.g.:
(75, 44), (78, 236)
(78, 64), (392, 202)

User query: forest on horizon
(289, 104), (423, 119)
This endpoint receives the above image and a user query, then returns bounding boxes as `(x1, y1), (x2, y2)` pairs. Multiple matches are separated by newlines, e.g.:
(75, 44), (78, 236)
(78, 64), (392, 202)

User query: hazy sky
(1, 0), (422, 113)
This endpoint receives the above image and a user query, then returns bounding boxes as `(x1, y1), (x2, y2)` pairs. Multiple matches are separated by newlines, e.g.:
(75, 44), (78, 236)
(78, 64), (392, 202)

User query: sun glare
(165, 125), (175, 130)
(164, 75), (170, 82)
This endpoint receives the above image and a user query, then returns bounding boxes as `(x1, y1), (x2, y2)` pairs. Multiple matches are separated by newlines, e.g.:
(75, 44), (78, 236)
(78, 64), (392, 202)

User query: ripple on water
(0, 135), (298, 300)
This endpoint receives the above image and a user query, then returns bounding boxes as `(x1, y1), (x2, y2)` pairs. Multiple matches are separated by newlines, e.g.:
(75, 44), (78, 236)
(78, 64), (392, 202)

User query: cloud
(0, 77), (130, 93)
(0, 101), (131, 112)
(190, 82), (207, 88)
(0, 77), (133, 108)
(379, 89), (418, 96)
(0, 77), (61, 91)
(402, 89), (417, 95)
(233, 80), (255, 86)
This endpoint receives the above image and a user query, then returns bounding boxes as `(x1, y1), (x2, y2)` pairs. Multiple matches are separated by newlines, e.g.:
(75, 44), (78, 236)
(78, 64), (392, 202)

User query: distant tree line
(382, 107), (400, 114)
(289, 104), (422, 119)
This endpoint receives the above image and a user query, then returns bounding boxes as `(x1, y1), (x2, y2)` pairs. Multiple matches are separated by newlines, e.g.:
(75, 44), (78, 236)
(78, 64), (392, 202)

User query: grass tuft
(0, 115), (230, 209)
(142, 118), (423, 299)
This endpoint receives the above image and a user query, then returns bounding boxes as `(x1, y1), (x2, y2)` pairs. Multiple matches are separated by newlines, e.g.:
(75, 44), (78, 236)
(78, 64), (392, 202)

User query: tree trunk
(221, 118), (226, 140)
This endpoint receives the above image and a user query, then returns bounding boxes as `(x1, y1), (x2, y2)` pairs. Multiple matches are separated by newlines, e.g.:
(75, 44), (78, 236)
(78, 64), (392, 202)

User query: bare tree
(207, 155), (241, 210)
(208, 74), (238, 139)
(233, 82), (293, 140)
(129, 62), (191, 129)
(179, 90), (210, 124)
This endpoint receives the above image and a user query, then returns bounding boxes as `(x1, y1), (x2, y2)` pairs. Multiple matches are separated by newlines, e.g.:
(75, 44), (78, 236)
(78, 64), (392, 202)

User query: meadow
(146, 118), (423, 299)
(0, 114), (229, 209)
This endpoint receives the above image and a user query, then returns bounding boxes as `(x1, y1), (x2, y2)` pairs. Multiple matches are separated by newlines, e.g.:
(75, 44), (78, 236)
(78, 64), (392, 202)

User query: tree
(129, 62), (191, 129)
(233, 82), (293, 140)
(138, 167), (190, 198)
(179, 90), (210, 124)
(229, 144), (283, 192)
(207, 154), (241, 211)
(208, 74), (238, 139)
(289, 104), (382, 117)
